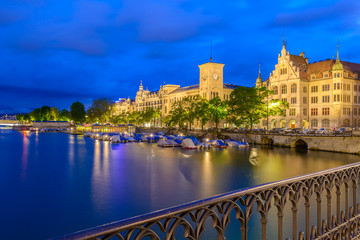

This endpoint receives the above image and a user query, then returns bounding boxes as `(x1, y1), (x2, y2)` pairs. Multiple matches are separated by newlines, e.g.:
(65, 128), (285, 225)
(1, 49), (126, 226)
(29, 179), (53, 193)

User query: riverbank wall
(248, 134), (360, 154)
(137, 128), (360, 154)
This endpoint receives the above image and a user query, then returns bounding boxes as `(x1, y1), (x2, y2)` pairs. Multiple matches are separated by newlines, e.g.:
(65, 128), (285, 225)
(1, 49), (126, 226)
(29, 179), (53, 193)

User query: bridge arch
(271, 119), (277, 128)
(291, 139), (308, 149)
(261, 137), (274, 145)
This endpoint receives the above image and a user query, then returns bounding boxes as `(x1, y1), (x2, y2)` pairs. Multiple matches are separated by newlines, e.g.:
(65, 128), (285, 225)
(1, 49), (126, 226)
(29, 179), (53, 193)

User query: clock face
(213, 73), (219, 80)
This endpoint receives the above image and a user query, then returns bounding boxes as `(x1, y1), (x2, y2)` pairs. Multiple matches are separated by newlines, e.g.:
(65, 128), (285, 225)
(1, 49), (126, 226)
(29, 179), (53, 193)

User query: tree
(181, 96), (200, 130)
(168, 101), (186, 129)
(110, 112), (127, 125)
(70, 101), (86, 124)
(16, 114), (24, 122)
(141, 108), (161, 127)
(40, 106), (51, 121)
(208, 97), (228, 131)
(194, 98), (210, 131)
(50, 107), (60, 121)
(30, 108), (42, 121)
(23, 113), (31, 123)
(227, 86), (288, 131)
(87, 98), (113, 123)
(59, 109), (70, 121)
(127, 111), (143, 125)
(162, 115), (175, 128)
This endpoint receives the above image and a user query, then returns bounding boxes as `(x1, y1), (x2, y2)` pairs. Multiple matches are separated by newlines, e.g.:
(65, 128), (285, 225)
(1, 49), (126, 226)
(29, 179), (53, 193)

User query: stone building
(114, 59), (238, 128)
(256, 42), (360, 130)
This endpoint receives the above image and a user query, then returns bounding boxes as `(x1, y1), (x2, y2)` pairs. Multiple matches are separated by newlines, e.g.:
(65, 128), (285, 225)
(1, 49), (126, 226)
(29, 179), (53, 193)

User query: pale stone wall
(250, 134), (360, 154)
(32, 121), (70, 128)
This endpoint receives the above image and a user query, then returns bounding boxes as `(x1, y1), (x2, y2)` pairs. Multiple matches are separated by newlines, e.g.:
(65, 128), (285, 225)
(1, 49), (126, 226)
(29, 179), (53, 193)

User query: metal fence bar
(53, 162), (360, 240)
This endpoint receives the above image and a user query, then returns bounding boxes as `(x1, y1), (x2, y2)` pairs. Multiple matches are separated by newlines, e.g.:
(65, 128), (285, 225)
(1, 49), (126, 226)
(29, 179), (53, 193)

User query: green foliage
(87, 98), (113, 123)
(110, 112), (127, 125)
(227, 86), (288, 130)
(50, 107), (60, 121)
(30, 108), (42, 121)
(59, 109), (70, 121)
(208, 97), (228, 130)
(194, 97), (210, 130)
(23, 113), (31, 122)
(16, 114), (24, 121)
(40, 106), (51, 121)
(70, 101), (86, 124)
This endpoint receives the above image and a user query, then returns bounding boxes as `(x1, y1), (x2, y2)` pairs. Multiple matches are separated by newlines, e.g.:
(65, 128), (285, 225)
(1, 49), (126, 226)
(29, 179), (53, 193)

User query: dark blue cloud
(1, 0), (360, 113)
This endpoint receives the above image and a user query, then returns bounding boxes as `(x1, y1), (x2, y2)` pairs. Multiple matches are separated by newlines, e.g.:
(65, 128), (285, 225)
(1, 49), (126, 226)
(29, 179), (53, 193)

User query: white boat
(157, 139), (179, 147)
(198, 142), (211, 148)
(111, 135), (121, 143)
(180, 138), (197, 149)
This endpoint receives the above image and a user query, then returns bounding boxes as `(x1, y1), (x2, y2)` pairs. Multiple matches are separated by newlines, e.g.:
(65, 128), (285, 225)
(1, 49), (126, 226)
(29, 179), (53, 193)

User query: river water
(0, 129), (359, 239)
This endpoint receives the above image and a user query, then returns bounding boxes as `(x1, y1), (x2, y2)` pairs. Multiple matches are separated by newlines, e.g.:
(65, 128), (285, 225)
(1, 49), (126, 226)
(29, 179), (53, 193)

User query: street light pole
(267, 98), (269, 134)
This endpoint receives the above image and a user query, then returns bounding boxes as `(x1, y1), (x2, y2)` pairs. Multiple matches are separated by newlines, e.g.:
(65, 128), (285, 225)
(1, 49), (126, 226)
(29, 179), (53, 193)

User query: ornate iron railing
(54, 162), (360, 240)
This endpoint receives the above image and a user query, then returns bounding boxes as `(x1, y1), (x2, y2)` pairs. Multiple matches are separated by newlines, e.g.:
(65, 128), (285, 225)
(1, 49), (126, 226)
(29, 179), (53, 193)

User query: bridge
(0, 120), (21, 126)
(55, 162), (360, 240)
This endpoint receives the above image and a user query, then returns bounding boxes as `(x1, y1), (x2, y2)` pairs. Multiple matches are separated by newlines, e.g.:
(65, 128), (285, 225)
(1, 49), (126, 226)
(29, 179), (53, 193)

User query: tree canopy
(227, 86), (288, 130)
(70, 101), (86, 124)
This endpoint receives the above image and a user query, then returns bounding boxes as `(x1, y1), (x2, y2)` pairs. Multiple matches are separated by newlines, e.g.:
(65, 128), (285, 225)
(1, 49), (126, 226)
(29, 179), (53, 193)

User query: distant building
(114, 59), (239, 128)
(256, 42), (360, 129)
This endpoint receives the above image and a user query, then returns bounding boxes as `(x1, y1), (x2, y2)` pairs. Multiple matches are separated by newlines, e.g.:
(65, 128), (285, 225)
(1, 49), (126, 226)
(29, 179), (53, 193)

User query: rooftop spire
(282, 26), (287, 48)
(210, 40), (213, 62)
(332, 40), (344, 71)
(256, 64), (263, 84)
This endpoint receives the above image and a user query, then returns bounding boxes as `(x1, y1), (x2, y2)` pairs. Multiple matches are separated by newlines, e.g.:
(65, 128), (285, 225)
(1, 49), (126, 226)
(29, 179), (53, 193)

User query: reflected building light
(69, 135), (75, 168)
(201, 150), (215, 196)
(91, 141), (111, 213)
(249, 148), (259, 166)
(21, 130), (29, 179)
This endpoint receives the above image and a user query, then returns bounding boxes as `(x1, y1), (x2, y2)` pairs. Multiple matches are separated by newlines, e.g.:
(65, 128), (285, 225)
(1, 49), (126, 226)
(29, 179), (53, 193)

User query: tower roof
(256, 64), (263, 84)
(332, 44), (344, 71)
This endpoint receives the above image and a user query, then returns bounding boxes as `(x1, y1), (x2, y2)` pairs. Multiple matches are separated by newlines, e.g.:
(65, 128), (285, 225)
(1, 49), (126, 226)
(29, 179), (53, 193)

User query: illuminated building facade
(256, 42), (360, 129)
(114, 60), (238, 128)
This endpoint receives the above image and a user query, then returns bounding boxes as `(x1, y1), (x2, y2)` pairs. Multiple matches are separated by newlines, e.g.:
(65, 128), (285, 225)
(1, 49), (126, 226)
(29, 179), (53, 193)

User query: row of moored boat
(83, 132), (249, 149)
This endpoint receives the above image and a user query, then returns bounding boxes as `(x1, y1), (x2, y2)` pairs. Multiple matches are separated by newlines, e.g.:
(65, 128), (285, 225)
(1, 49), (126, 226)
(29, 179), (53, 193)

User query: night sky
(1, 0), (360, 113)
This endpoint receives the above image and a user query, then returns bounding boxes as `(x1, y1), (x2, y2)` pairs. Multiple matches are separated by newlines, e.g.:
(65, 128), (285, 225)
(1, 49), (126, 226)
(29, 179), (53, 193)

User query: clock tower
(199, 61), (225, 100)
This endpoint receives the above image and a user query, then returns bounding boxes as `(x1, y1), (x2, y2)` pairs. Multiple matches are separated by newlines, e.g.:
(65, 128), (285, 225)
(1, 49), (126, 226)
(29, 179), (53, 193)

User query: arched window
(291, 83), (297, 93)
(281, 84), (287, 94)
(322, 119), (330, 128)
(337, 73), (340, 78)
(343, 119), (350, 127)
(311, 119), (318, 128)
(273, 86), (278, 95)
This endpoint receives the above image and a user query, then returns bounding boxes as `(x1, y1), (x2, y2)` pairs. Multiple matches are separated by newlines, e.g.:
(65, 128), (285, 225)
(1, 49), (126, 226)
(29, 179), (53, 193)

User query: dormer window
(312, 76), (315, 80)
(324, 74), (328, 78)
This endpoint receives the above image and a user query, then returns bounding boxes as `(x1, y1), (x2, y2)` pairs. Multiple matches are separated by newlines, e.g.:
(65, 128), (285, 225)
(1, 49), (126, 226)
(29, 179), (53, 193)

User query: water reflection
(68, 135), (75, 168)
(3, 130), (359, 240)
(91, 140), (112, 212)
(21, 131), (29, 179)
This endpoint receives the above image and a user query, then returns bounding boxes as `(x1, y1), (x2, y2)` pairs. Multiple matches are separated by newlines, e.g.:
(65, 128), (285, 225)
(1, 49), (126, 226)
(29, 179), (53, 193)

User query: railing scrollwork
(54, 162), (360, 240)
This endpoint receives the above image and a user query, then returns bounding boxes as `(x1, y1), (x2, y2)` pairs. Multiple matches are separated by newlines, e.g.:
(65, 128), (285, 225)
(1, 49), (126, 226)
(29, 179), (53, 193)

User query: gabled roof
(306, 60), (333, 75)
(169, 84), (199, 94)
(223, 83), (239, 89)
(305, 59), (360, 78)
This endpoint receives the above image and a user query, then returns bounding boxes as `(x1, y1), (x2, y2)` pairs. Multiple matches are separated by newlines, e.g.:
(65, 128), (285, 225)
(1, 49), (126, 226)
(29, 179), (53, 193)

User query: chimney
(300, 52), (305, 58)
(305, 58), (309, 64)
